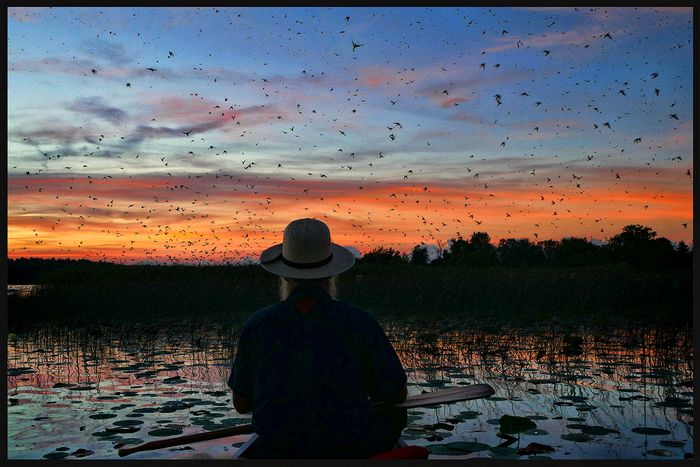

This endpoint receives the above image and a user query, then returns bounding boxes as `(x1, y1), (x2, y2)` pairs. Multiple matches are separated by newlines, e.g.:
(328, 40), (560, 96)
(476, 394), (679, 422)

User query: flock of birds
(9, 8), (693, 264)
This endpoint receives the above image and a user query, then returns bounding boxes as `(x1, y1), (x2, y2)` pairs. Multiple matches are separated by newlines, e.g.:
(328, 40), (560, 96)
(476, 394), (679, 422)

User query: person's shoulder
(332, 299), (380, 328)
(241, 301), (286, 332)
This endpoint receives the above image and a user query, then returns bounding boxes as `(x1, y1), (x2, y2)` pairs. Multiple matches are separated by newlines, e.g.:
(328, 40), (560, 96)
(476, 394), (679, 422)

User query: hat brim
(259, 243), (356, 279)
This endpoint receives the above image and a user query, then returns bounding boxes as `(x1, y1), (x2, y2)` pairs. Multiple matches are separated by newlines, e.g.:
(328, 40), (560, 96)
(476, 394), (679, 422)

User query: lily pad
(70, 448), (94, 458)
(426, 442), (487, 455)
(423, 422), (454, 431)
(522, 428), (549, 436)
(489, 446), (519, 459)
(191, 418), (213, 426)
(8, 367), (36, 376)
(53, 382), (76, 388)
(43, 451), (69, 459)
(443, 441), (489, 453)
(647, 449), (673, 457)
(148, 428), (183, 437)
(163, 376), (187, 383)
(562, 433), (594, 442)
(132, 407), (159, 413)
(114, 419), (144, 427)
(111, 404), (136, 410)
(659, 439), (685, 448)
(89, 413), (118, 420)
(659, 440), (685, 448)
(526, 415), (548, 420)
(560, 395), (588, 403)
(517, 442), (554, 455)
(202, 424), (226, 431)
(529, 378), (558, 384)
(632, 427), (671, 435)
(655, 399), (692, 408)
(499, 415), (536, 434)
(579, 426), (620, 435)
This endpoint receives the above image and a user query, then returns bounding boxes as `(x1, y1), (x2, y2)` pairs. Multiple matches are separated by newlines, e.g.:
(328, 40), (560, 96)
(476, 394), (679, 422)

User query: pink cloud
(8, 7), (45, 22)
(483, 26), (612, 54)
(440, 97), (468, 108)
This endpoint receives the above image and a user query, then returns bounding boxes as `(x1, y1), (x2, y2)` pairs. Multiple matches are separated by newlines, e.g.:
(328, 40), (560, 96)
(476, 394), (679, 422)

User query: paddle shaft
(118, 423), (254, 457)
(118, 384), (494, 457)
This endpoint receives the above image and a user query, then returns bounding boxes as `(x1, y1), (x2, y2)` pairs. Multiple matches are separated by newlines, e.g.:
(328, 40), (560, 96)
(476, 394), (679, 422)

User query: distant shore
(7, 258), (692, 333)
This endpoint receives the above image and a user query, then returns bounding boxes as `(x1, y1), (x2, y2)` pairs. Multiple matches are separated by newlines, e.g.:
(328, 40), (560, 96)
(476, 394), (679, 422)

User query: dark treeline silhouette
(6, 224), (692, 332)
(359, 225), (693, 270)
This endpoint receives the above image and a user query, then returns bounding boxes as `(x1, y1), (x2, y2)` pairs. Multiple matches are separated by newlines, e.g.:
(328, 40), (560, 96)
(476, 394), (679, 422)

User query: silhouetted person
(228, 218), (408, 458)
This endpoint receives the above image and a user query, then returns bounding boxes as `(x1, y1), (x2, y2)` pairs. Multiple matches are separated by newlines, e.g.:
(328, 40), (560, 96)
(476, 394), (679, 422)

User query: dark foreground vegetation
(7, 224), (692, 332)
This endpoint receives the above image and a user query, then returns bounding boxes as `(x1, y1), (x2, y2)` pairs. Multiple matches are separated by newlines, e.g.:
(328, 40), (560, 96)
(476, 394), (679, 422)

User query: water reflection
(7, 324), (693, 459)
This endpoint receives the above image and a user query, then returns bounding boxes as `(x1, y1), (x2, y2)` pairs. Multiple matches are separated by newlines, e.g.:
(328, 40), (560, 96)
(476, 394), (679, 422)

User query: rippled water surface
(7, 324), (693, 459)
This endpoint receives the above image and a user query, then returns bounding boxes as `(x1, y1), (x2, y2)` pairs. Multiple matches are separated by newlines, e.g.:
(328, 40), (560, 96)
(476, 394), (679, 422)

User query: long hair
(279, 276), (338, 301)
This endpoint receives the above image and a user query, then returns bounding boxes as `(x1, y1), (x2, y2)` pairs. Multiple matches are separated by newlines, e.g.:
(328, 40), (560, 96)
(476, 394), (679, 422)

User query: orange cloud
(8, 167), (692, 264)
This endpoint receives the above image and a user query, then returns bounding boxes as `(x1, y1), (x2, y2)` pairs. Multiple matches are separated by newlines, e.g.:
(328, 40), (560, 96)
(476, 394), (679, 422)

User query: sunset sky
(7, 7), (693, 264)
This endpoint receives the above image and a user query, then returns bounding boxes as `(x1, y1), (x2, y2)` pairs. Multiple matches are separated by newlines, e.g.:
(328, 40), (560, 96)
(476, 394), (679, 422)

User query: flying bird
(351, 40), (364, 51)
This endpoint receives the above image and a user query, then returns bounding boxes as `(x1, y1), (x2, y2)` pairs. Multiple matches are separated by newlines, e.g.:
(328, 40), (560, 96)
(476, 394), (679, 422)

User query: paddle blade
(395, 383), (494, 409)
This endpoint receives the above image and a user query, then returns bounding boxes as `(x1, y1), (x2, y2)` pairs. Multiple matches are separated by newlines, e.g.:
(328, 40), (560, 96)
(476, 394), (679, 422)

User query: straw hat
(259, 218), (356, 279)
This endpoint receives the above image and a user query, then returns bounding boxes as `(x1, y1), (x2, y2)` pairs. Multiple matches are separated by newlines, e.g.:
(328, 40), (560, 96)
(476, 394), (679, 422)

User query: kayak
(118, 385), (493, 458)
(233, 433), (428, 459)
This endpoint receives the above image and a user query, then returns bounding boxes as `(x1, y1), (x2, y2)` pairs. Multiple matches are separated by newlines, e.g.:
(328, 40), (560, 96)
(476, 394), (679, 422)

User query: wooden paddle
(117, 384), (494, 457)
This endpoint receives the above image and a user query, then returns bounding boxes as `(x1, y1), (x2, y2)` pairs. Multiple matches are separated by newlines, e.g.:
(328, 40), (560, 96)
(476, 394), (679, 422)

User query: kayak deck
(233, 433), (409, 459)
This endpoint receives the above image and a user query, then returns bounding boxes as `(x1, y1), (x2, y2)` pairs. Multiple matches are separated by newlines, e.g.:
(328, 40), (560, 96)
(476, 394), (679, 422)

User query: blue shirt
(228, 285), (407, 458)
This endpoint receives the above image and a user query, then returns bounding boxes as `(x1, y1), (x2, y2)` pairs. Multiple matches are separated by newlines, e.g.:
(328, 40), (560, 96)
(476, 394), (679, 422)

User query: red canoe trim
(370, 445), (429, 459)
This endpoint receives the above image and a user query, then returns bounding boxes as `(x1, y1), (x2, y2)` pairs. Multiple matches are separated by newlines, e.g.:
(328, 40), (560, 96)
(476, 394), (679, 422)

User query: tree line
(360, 224), (692, 270)
(7, 224), (693, 285)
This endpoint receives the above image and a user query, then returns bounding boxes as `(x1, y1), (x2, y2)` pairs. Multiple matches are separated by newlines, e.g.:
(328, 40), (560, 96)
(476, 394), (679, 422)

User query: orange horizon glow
(8, 171), (693, 264)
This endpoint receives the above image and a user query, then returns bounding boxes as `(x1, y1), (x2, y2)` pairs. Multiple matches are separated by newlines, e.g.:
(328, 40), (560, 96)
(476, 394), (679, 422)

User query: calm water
(7, 324), (693, 459)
